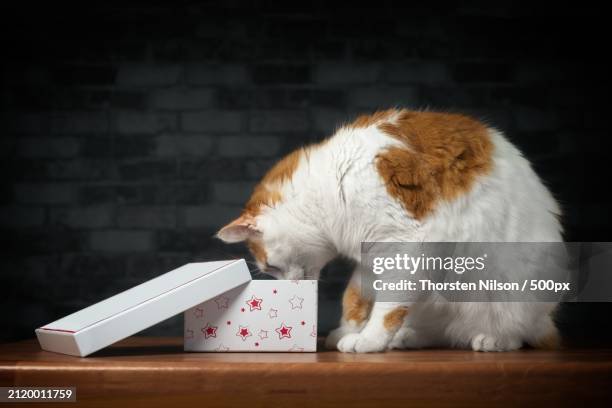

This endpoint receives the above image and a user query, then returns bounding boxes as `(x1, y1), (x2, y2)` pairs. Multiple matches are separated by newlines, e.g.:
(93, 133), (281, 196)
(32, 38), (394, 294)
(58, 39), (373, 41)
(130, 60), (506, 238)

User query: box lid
(36, 259), (252, 356)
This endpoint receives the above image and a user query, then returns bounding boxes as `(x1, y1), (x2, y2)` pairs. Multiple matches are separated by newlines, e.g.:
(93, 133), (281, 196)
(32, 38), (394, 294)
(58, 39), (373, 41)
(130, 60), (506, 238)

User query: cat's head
(216, 149), (334, 280)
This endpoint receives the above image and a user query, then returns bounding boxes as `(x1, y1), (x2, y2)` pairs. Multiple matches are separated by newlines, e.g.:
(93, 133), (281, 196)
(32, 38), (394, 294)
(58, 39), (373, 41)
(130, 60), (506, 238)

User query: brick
(50, 206), (114, 228)
(312, 109), (349, 133)
(7, 112), (108, 135)
(114, 111), (178, 134)
(386, 62), (450, 84)
(243, 159), (277, 180)
(80, 137), (112, 158)
(90, 230), (154, 252)
(59, 254), (128, 281)
(156, 229), (249, 256)
(212, 182), (256, 204)
(180, 158), (244, 180)
(116, 206), (176, 228)
(126, 253), (191, 279)
(347, 87), (419, 109)
(218, 136), (281, 157)
(16, 137), (79, 158)
(155, 135), (215, 157)
(58, 112), (109, 134)
(150, 87), (215, 110)
(181, 111), (243, 133)
(116, 64), (182, 87)
(0, 206), (45, 227)
(113, 135), (157, 158)
(251, 89), (311, 109)
(252, 64), (311, 84)
(216, 88), (252, 109)
(119, 160), (177, 181)
(110, 91), (148, 109)
(4, 229), (86, 255)
(77, 183), (210, 205)
(14, 183), (75, 204)
(311, 89), (347, 108)
(314, 63), (381, 84)
(180, 205), (242, 229)
(44, 159), (114, 180)
(169, 183), (211, 204)
(240, 89), (347, 109)
(185, 63), (248, 85)
(249, 110), (310, 133)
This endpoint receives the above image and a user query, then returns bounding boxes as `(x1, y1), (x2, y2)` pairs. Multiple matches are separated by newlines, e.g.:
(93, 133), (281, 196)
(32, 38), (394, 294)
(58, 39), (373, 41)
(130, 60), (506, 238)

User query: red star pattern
(236, 325), (252, 341)
(186, 282), (316, 352)
(201, 323), (218, 339)
(275, 322), (293, 339)
(246, 295), (263, 311)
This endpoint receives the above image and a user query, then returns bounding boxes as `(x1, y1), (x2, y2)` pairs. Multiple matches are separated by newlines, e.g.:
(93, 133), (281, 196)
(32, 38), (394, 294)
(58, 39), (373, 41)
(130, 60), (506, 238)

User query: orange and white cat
(217, 109), (562, 353)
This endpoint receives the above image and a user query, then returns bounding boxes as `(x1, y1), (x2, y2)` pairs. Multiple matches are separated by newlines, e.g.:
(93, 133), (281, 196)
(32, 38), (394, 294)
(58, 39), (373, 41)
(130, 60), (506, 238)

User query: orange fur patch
(373, 110), (493, 220)
(383, 307), (409, 331)
(244, 148), (303, 215)
(342, 286), (372, 325)
(241, 148), (306, 266)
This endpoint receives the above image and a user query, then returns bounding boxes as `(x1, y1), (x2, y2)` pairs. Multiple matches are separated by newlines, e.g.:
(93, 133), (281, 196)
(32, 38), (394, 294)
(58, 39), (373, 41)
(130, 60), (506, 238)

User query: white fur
(244, 120), (562, 353)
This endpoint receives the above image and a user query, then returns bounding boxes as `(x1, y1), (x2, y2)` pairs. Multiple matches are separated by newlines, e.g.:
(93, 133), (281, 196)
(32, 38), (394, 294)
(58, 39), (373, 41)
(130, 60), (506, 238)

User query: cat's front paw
(325, 326), (358, 350)
(388, 327), (420, 349)
(471, 334), (522, 352)
(337, 332), (388, 353)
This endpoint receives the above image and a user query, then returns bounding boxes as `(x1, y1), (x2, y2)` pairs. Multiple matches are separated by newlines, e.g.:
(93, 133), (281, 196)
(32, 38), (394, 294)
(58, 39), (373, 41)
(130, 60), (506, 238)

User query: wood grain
(1, 337), (611, 407)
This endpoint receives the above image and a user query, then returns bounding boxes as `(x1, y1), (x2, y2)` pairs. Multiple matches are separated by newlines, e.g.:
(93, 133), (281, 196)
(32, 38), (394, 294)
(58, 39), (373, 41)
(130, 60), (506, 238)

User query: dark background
(1, 2), (611, 344)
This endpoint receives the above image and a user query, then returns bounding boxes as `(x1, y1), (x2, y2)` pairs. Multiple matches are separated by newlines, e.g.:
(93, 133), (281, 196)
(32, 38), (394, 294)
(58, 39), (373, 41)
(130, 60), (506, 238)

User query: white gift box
(35, 259), (251, 357)
(184, 280), (318, 352)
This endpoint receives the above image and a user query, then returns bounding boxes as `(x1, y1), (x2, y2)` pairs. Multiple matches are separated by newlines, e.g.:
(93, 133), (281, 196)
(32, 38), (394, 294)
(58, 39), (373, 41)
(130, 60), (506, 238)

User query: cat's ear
(217, 214), (260, 243)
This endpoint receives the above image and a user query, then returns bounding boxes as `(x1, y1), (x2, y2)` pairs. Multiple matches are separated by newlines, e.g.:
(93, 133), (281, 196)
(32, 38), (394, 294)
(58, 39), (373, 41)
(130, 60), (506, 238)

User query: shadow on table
(90, 344), (184, 357)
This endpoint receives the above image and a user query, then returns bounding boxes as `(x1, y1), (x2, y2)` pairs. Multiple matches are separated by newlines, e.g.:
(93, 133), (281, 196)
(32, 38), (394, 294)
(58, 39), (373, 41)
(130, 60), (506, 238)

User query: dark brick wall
(1, 3), (611, 343)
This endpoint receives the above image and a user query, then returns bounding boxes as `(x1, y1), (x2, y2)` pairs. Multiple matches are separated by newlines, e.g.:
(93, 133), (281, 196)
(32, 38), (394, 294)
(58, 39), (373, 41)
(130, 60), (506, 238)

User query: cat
(217, 109), (563, 353)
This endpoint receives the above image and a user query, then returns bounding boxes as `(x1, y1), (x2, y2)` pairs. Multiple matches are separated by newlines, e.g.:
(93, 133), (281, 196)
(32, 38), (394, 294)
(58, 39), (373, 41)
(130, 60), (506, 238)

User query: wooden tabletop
(1, 337), (612, 407)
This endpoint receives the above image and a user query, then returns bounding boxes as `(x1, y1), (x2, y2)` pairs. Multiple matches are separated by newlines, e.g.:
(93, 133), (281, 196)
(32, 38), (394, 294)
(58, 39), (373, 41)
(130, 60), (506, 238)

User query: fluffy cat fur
(217, 109), (562, 353)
